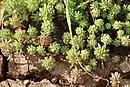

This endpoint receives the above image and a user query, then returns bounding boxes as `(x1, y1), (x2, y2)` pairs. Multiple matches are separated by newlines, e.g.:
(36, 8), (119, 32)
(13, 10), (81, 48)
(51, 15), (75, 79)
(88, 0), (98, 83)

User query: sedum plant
(94, 44), (109, 61)
(84, 65), (92, 72)
(113, 38), (121, 47)
(91, 8), (100, 18)
(0, 29), (12, 38)
(70, 35), (84, 50)
(13, 40), (23, 52)
(94, 19), (104, 27)
(27, 45), (37, 55)
(36, 45), (46, 54)
(75, 27), (86, 39)
(42, 56), (55, 70)
(26, 0), (39, 12)
(13, 29), (26, 42)
(27, 25), (38, 37)
(49, 42), (61, 53)
(66, 48), (89, 66)
(0, 39), (14, 57)
(117, 29), (124, 39)
(41, 20), (55, 36)
(113, 21), (123, 30)
(88, 25), (97, 34)
(94, 19), (105, 32)
(55, 2), (65, 14)
(110, 72), (121, 87)
(89, 58), (97, 68)
(62, 32), (71, 45)
(105, 23), (111, 29)
(87, 34), (97, 48)
(123, 84), (130, 87)
(39, 4), (55, 20)
(120, 35), (130, 46)
(101, 34), (112, 45)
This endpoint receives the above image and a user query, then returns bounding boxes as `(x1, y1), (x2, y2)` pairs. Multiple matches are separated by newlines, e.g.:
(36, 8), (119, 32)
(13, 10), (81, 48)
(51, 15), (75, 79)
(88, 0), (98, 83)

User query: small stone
(51, 77), (58, 84)
(119, 61), (130, 73)
(23, 80), (30, 85)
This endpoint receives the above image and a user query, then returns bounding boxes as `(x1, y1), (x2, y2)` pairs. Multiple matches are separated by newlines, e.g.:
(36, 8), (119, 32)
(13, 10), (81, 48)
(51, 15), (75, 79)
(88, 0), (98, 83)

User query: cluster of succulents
(1, 0), (130, 77)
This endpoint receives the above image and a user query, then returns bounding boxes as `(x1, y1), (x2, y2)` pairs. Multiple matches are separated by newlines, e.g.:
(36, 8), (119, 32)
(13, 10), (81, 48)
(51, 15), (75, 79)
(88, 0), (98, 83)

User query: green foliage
(41, 20), (55, 36)
(49, 42), (61, 53)
(91, 8), (100, 18)
(36, 45), (46, 54)
(113, 21), (123, 30)
(105, 23), (111, 29)
(0, 29), (11, 38)
(101, 34), (112, 45)
(9, 15), (21, 26)
(13, 40), (23, 52)
(0, 39), (14, 56)
(75, 27), (86, 39)
(126, 13), (130, 20)
(5, 0), (26, 14)
(117, 30), (124, 39)
(42, 56), (55, 70)
(63, 32), (71, 44)
(94, 19), (105, 32)
(2, 0), (130, 73)
(66, 48), (89, 65)
(26, 0), (39, 12)
(88, 25), (97, 34)
(27, 45), (37, 55)
(39, 4), (55, 20)
(13, 29), (26, 42)
(94, 19), (104, 27)
(87, 34), (97, 47)
(84, 65), (92, 72)
(110, 72), (121, 87)
(113, 38), (121, 47)
(89, 58), (97, 68)
(48, 0), (58, 5)
(120, 35), (130, 46)
(55, 2), (65, 13)
(27, 25), (38, 37)
(70, 35), (84, 50)
(79, 20), (88, 28)
(94, 44), (109, 61)
(80, 49), (90, 60)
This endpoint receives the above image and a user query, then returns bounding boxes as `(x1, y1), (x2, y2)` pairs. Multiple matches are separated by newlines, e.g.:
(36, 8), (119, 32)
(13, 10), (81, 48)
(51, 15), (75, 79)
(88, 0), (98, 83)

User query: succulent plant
(62, 32), (71, 45)
(94, 19), (104, 27)
(84, 65), (92, 72)
(49, 42), (61, 53)
(55, 2), (65, 13)
(42, 56), (55, 70)
(26, 0), (39, 12)
(27, 45), (37, 55)
(41, 20), (55, 36)
(113, 21), (123, 30)
(120, 35), (130, 46)
(94, 44), (109, 61)
(13, 29), (26, 42)
(27, 25), (38, 37)
(75, 27), (86, 39)
(0, 29), (12, 38)
(36, 45), (46, 54)
(110, 72), (121, 87)
(101, 34), (112, 45)
(91, 8), (100, 18)
(13, 40), (23, 52)
(39, 4), (55, 20)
